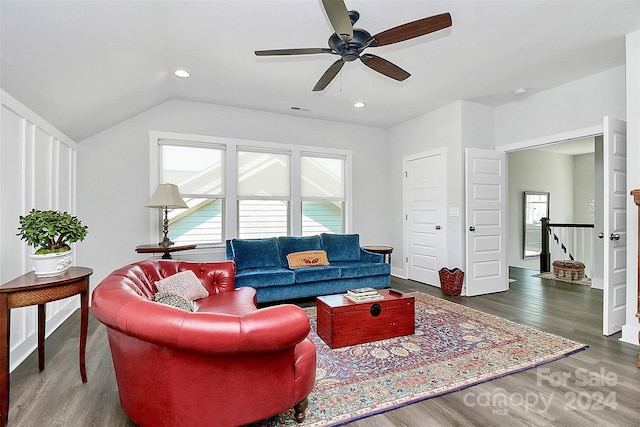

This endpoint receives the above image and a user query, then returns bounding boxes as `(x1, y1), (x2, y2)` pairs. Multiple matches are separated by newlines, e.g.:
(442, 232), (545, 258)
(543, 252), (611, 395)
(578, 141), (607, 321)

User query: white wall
(387, 101), (462, 277)
(593, 137), (604, 289)
(76, 99), (390, 287)
(573, 153), (596, 224)
(506, 150), (595, 272)
(506, 150), (575, 270)
(386, 100), (494, 278)
(0, 90), (80, 371)
(494, 66), (626, 148)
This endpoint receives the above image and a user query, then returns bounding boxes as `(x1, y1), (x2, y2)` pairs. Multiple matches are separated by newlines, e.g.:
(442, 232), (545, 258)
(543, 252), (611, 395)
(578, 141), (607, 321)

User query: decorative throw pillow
(155, 270), (209, 300)
(155, 291), (198, 312)
(278, 236), (322, 267)
(286, 250), (330, 269)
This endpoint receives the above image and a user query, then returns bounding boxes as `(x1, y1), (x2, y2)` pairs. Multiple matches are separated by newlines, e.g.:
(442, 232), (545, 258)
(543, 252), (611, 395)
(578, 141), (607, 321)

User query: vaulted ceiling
(2, 0), (639, 142)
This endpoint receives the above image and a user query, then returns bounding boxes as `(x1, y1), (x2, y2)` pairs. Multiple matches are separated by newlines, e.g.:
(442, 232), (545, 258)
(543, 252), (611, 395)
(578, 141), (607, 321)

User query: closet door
(403, 149), (447, 286)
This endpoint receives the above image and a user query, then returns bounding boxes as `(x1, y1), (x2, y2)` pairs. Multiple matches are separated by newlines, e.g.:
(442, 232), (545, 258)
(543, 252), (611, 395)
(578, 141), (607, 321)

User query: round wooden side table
(135, 243), (197, 259)
(363, 245), (393, 264)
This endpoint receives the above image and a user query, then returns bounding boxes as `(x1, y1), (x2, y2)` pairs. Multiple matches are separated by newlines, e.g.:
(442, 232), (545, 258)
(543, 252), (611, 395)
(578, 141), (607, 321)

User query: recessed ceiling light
(173, 69), (191, 78)
(353, 101), (366, 108)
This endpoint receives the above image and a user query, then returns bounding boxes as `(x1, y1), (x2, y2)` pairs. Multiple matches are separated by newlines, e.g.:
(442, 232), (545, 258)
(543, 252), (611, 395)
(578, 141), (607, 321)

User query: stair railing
(540, 217), (595, 275)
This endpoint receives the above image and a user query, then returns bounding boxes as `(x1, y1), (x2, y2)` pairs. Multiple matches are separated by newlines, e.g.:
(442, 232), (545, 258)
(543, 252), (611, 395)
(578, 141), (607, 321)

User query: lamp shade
(145, 184), (188, 209)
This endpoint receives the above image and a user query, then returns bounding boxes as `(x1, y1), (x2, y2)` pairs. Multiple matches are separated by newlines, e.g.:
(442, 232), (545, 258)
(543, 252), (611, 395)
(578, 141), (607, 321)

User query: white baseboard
(621, 323), (640, 347)
(591, 277), (604, 290)
(391, 267), (406, 279)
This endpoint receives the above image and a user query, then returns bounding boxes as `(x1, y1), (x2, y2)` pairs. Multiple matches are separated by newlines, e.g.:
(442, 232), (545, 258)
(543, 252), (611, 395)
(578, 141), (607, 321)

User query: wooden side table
(0, 267), (92, 426)
(363, 245), (393, 264)
(135, 243), (197, 259)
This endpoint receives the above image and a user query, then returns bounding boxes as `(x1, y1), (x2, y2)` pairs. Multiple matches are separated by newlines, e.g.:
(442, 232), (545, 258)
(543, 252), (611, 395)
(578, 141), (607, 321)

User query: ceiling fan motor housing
(328, 28), (372, 61)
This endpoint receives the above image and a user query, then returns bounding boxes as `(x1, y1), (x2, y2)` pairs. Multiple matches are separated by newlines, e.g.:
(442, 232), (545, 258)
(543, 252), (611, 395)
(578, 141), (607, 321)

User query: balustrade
(540, 217), (594, 276)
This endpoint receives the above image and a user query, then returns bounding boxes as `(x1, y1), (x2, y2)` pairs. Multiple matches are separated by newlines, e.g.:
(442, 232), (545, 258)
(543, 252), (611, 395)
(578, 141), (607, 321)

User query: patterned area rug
(252, 292), (587, 427)
(533, 271), (592, 286)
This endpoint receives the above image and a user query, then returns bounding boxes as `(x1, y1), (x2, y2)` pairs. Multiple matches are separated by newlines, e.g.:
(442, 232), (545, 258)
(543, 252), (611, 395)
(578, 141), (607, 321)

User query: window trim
(149, 130), (353, 246)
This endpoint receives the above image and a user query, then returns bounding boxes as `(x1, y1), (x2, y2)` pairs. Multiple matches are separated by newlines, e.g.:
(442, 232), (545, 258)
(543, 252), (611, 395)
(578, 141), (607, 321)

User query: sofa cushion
(154, 291), (198, 312)
(321, 233), (361, 262)
(278, 235), (322, 267)
(155, 270), (209, 300)
(231, 237), (281, 271)
(293, 265), (341, 284)
(287, 250), (330, 269)
(234, 267), (295, 289)
(331, 261), (391, 278)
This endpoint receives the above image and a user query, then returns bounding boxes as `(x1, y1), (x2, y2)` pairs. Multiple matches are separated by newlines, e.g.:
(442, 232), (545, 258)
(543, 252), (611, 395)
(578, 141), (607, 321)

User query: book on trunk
(345, 293), (384, 303)
(347, 287), (378, 297)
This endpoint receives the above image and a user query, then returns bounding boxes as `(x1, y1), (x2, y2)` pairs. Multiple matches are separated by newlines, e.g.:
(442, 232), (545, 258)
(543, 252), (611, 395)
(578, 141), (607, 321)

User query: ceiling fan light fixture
(353, 101), (366, 108)
(254, 3), (452, 92)
(173, 69), (191, 78)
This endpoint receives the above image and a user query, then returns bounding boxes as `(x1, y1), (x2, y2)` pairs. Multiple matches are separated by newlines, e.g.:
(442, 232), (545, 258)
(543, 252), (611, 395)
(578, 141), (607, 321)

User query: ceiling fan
(254, 0), (452, 91)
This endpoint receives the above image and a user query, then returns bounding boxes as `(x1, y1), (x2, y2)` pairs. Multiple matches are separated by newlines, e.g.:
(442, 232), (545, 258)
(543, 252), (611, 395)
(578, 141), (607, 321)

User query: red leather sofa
(91, 260), (316, 427)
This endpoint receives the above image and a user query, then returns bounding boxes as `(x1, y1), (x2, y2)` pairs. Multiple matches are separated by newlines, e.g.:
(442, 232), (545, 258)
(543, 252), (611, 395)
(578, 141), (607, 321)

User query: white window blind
(160, 143), (224, 196)
(159, 141), (225, 245)
(301, 155), (344, 198)
(237, 150), (290, 198)
(301, 154), (345, 235)
(237, 149), (291, 238)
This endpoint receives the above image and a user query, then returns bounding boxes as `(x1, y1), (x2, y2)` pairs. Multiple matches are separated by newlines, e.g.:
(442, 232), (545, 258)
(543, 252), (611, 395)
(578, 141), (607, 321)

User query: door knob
(469, 226), (476, 232)
(598, 232), (604, 239)
(610, 233), (620, 241)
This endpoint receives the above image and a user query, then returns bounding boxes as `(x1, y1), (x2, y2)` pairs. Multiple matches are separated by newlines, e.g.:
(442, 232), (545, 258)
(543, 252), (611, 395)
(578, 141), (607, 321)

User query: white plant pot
(30, 250), (73, 277)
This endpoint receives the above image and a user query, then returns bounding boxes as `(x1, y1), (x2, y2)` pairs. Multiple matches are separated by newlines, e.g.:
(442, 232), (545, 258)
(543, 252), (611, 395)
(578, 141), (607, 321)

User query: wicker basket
(552, 260), (585, 281)
(438, 268), (464, 296)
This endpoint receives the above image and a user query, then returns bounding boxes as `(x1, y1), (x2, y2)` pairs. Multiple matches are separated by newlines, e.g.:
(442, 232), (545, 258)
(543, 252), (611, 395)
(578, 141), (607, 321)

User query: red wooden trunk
(316, 290), (415, 349)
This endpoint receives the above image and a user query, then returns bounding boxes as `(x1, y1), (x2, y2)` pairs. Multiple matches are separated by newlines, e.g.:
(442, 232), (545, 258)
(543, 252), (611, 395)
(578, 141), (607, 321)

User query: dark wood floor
(7, 267), (640, 426)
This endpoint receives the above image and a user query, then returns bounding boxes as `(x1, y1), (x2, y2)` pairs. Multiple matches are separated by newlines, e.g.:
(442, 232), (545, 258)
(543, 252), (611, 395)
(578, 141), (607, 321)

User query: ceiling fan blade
(321, 0), (353, 42)
(368, 12), (452, 47)
(360, 54), (410, 81)
(313, 59), (345, 91)
(255, 48), (333, 56)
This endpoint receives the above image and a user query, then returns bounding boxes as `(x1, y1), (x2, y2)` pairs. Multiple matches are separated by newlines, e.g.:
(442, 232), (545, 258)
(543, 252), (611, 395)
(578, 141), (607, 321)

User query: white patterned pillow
(155, 270), (209, 301)
(155, 292), (198, 312)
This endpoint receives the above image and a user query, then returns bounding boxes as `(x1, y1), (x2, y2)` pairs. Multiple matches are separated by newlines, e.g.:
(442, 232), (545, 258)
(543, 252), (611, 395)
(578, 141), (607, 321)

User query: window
(159, 141), (224, 245)
(151, 132), (351, 245)
(301, 154), (345, 236)
(237, 149), (290, 238)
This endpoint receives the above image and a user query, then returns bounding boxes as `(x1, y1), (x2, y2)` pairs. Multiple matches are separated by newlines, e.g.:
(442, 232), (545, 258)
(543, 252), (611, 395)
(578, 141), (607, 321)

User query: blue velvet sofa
(226, 233), (391, 303)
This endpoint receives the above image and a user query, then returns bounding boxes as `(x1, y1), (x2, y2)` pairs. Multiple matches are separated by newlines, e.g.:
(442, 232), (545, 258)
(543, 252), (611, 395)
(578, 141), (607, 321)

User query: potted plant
(17, 209), (88, 277)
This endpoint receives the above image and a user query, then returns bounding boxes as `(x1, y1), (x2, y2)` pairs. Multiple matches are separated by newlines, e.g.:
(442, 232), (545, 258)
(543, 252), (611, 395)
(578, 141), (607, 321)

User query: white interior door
(465, 148), (508, 296)
(602, 116), (627, 336)
(403, 149), (447, 286)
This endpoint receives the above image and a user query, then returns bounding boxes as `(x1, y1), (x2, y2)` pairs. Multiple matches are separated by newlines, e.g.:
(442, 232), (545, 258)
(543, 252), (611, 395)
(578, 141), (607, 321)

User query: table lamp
(145, 183), (188, 247)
